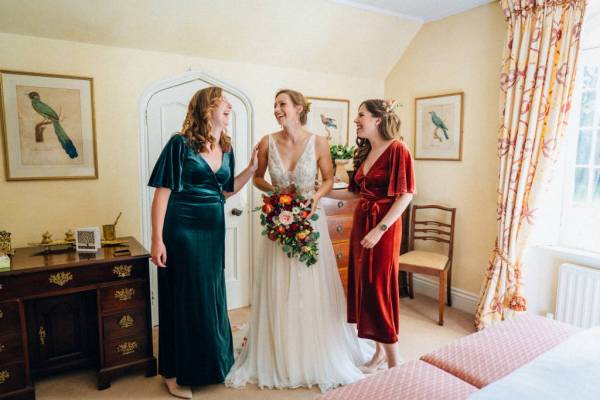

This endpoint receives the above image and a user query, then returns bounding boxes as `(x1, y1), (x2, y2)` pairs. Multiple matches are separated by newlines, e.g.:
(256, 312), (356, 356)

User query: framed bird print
(414, 92), (463, 161)
(0, 70), (98, 180)
(305, 97), (350, 145)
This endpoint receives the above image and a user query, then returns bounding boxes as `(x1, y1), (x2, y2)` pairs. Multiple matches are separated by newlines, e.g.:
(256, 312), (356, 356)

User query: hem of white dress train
(225, 376), (354, 393)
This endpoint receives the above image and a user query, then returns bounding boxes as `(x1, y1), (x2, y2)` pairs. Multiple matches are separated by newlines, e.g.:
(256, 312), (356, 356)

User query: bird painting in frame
(27, 91), (78, 159)
(429, 111), (449, 142)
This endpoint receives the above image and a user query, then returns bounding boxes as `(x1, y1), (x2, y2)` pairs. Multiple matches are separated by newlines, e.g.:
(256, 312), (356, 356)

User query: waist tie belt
(359, 196), (394, 284)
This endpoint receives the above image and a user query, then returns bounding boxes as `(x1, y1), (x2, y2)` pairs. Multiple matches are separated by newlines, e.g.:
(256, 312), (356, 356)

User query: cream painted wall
(0, 32), (382, 249)
(385, 2), (505, 295)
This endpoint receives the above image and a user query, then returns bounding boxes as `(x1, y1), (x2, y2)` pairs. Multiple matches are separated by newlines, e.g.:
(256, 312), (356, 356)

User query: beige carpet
(34, 296), (475, 399)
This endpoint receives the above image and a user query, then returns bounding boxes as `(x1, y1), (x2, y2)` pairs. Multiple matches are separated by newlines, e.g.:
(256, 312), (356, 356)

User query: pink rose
(277, 210), (294, 226)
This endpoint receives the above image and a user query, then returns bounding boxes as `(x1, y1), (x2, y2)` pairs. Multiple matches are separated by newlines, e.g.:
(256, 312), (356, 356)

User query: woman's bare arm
(150, 188), (171, 267)
(253, 136), (275, 193)
(223, 146), (258, 198)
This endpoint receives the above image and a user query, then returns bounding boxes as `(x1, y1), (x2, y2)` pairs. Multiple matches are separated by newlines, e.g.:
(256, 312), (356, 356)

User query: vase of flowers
(330, 144), (355, 186)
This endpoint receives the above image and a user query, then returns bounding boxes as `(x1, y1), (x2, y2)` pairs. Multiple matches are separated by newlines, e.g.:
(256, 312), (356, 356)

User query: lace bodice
(268, 134), (317, 197)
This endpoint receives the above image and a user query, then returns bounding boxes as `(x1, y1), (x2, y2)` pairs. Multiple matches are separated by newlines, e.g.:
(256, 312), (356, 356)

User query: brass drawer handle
(39, 326), (46, 345)
(119, 314), (134, 328)
(336, 252), (343, 259)
(0, 370), (9, 384)
(49, 271), (73, 286)
(0, 344), (4, 352)
(0, 309), (3, 319)
(337, 201), (344, 208)
(114, 288), (135, 301)
(113, 264), (133, 279)
(117, 341), (138, 355)
(336, 225), (343, 233)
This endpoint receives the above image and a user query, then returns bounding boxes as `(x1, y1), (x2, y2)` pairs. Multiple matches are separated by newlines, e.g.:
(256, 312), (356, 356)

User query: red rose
(268, 232), (277, 241)
(301, 210), (310, 219)
(276, 226), (286, 234)
(262, 204), (274, 214)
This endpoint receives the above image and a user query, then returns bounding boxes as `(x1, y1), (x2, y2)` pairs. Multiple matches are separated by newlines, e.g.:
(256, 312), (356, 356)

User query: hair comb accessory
(384, 99), (402, 114)
(305, 102), (312, 113)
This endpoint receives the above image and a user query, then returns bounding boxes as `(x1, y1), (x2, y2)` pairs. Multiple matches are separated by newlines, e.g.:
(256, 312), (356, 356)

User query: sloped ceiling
(0, 0), (493, 79)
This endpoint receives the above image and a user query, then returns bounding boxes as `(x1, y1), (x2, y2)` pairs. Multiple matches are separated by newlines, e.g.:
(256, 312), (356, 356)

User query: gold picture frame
(0, 69), (98, 180)
(414, 92), (464, 161)
(305, 96), (350, 145)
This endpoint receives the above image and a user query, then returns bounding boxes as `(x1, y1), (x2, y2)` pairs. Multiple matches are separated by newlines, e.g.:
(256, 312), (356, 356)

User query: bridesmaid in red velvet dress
(329, 99), (415, 372)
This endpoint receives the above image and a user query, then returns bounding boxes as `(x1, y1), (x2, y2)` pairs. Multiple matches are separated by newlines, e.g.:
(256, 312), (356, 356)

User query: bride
(225, 89), (373, 392)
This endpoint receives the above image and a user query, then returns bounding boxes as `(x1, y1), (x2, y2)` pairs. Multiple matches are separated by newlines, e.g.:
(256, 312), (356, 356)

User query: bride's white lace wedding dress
(225, 134), (373, 392)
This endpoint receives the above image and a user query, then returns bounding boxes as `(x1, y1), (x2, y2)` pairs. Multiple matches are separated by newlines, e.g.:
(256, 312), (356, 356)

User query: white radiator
(555, 263), (600, 328)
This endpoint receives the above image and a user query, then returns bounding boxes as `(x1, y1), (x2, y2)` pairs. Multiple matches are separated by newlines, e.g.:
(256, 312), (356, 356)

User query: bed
(319, 315), (600, 400)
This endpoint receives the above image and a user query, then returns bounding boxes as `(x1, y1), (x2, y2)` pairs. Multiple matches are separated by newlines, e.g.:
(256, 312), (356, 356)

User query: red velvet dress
(347, 140), (415, 343)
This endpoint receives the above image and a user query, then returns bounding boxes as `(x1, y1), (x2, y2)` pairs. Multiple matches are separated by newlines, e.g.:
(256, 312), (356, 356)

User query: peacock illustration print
(27, 92), (78, 159)
(428, 111), (449, 142)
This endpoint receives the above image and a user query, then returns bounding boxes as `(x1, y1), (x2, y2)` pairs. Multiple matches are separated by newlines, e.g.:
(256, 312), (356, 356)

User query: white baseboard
(411, 275), (478, 315)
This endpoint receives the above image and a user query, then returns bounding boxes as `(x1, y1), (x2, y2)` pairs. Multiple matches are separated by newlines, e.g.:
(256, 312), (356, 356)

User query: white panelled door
(141, 73), (252, 325)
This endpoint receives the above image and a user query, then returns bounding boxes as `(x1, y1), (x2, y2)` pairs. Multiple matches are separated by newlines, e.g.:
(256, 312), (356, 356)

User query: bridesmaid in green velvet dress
(148, 86), (257, 399)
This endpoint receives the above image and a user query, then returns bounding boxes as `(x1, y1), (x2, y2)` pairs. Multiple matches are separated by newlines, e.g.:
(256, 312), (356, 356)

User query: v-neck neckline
(272, 134), (313, 174)
(361, 140), (396, 176)
(198, 150), (225, 175)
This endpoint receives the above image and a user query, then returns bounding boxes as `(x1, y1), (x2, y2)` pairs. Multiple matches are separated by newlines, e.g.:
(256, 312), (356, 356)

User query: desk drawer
(0, 334), (23, 365)
(321, 197), (359, 216)
(0, 302), (20, 336)
(332, 242), (350, 269)
(100, 281), (146, 314)
(103, 308), (147, 341)
(0, 259), (148, 301)
(327, 216), (353, 243)
(0, 361), (26, 394)
(104, 335), (149, 368)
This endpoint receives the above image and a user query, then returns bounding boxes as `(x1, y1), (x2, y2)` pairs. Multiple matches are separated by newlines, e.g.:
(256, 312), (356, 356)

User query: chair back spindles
(401, 204), (456, 326)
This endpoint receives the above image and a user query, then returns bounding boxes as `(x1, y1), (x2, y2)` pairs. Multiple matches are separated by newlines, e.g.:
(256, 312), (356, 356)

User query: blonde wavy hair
(353, 99), (402, 170)
(275, 89), (311, 125)
(181, 86), (232, 153)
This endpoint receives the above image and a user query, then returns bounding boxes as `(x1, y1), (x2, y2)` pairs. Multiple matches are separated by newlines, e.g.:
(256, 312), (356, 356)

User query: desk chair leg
(408, 272), (414, 299)
(447, 264), (453, 307)
(438, 271), (446, 326)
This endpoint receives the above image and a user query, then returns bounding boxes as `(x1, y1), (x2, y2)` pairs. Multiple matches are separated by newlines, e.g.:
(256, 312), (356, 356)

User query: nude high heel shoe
(164, 378), (193, 399)
(359, 354), (387, 374)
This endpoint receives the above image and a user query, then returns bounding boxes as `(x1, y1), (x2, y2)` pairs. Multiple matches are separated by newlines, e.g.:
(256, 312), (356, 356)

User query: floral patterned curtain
(475, 0), (588, 330)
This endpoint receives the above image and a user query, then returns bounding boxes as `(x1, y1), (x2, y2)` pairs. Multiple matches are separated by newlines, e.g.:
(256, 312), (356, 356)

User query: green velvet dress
(148, 134), (235, 386)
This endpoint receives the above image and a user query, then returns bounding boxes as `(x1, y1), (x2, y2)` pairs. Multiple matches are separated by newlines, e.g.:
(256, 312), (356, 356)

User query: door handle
(231, 208), (243, 216)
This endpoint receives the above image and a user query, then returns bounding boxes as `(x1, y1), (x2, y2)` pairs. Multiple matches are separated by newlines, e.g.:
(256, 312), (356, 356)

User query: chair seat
(399, 250), (449, 271)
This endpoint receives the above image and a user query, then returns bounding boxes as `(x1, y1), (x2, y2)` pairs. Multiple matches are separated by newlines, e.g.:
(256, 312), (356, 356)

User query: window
(559, 12), (600, 254)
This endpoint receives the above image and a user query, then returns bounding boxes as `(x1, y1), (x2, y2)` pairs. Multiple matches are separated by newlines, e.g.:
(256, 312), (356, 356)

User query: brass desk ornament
(103, 212), (122, 241)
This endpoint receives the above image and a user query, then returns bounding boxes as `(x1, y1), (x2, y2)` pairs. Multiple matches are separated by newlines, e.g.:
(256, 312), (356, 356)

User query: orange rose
(276, 226), (286, 234)
(262, 204), (274, 214)
(300, 210), (310, 219)
(279, 194), (293, 205)
(296, 232), (307, 240)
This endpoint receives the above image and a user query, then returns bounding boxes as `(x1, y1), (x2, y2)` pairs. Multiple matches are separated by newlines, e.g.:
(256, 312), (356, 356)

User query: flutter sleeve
(148, 134), (187, 192)
(387, 141), (416, 197)
(223, 150), (235, 193)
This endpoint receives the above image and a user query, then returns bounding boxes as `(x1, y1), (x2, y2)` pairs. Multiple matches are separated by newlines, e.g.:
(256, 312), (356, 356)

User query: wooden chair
(398, 205), (456, 326)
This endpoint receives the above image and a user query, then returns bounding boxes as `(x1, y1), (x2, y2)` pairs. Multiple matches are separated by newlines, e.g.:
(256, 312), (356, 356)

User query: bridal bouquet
(255, 191), (320, 266)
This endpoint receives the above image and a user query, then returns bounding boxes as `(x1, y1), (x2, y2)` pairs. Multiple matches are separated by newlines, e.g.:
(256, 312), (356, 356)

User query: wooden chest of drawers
(321, 195), (359, 295)
(0, 237), (157, 399)
(322, 193), (411, 298)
